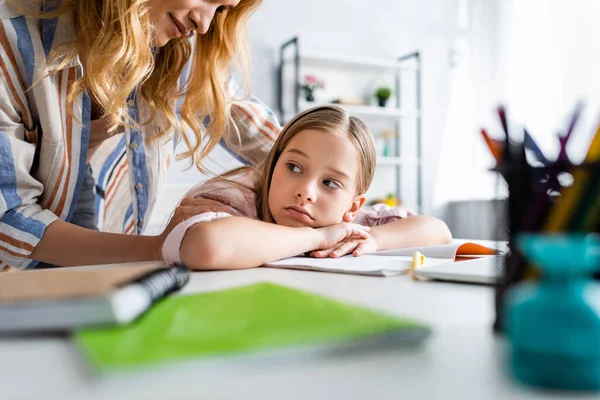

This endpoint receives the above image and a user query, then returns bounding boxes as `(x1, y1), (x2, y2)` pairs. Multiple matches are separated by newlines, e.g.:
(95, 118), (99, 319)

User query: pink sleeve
(353, 204), (416, 227)
(183, 172), (258, 219)
(162, 212), (232, 265)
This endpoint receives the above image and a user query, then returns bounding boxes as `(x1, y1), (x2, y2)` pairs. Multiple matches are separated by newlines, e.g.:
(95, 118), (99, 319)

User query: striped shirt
(0, 3), (280, 270)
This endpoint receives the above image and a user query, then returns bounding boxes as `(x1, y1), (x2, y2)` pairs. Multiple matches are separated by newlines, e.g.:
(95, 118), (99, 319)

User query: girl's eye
(323, 179), (341, 189)
(216, 5), (227, 13)
(287, 163), (301, 173)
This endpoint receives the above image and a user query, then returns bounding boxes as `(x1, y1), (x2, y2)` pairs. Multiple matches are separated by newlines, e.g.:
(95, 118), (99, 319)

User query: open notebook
(266, 242), (502, 277)
(412, 256), (502, 284)
(0, 262), (189, 333)
(267, 255), (450, 277)
(372, 242), (501, 260)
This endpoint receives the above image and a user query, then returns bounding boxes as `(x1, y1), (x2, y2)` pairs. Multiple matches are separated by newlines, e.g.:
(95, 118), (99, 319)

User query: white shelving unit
(278, 37), (423, 211)
(287, 50), (419, 72)
(296, 101), (420, 119)
(376, 157), (421, 166)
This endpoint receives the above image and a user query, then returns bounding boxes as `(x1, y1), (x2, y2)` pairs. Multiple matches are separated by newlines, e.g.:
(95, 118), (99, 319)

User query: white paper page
(372, 244), (464, 259)
(414, 256), (502, 284)
(266, 255), (451, 277)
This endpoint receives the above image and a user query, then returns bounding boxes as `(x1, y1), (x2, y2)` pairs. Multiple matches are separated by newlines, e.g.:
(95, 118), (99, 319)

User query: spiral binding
(134, 265), (190, 303)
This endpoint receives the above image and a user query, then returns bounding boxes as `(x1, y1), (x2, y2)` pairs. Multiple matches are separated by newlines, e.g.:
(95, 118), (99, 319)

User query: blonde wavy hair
(7, 0), (261, 170)
(212, 106), (377, 223)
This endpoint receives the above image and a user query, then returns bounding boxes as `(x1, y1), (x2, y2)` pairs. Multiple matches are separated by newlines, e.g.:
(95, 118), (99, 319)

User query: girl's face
(268, 129), (366, 228)
(149, 0), (240, 46)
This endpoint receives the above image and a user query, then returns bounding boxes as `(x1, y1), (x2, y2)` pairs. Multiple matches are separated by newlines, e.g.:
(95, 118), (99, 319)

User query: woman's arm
(179, 217), (369, 270)
(31, 220), (163, 266)
(29, 191), (221, 267)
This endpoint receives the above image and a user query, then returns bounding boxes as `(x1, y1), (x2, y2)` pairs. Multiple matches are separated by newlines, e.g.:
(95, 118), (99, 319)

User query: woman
(0, 0), (280, 270)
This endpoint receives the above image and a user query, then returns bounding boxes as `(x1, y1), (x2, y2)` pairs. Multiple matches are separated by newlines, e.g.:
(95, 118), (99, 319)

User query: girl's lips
(168, 13), (182, 38)
(284, 207), (314, 223)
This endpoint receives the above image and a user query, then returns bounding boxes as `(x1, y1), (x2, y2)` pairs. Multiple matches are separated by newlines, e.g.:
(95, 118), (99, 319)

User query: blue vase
(505, 234), (600, 390)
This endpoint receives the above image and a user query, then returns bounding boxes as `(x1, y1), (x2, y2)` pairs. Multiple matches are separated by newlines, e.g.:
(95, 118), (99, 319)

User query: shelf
(297, 101), (420, 119)
(278, 37), (422, 213)
(285, 50), (418, 72)
(376, 157), (420, 166)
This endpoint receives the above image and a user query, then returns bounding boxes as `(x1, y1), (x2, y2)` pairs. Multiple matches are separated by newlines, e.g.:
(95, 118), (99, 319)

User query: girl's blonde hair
(214, 106), (376, 223)
(255, 106), (376, 222)
(7, 0), (261, 171)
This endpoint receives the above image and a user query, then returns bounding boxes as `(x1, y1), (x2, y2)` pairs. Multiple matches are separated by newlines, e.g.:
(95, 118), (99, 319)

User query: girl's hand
(314, 223), (370, 251)
(311, 232), (378, 258)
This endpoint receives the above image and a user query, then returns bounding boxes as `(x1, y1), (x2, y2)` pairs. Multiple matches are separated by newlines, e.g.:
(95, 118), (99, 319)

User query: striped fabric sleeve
(220, 79), (281, 166)
(0, 76), (59, 270)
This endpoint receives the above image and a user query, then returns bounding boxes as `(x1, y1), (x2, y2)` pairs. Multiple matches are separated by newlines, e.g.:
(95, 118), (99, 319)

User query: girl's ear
(342, 194), (367, 222)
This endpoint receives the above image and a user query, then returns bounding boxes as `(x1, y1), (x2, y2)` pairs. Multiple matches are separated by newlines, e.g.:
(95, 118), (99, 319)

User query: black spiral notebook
(0, 262), (189, 334)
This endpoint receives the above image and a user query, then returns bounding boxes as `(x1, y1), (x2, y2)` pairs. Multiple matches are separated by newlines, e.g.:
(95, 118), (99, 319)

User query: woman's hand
(314, 223), (370, 252)
(311, 232), (378, 258)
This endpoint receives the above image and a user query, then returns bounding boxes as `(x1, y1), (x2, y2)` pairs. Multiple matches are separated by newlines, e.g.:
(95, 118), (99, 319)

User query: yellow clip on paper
(410, 251), (425, 281)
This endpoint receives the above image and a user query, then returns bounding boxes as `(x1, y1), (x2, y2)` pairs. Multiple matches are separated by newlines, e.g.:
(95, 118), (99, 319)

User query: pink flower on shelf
(302, 75), (325, 90)
(301, 75), (325, 102)
(305, 75), (317, 85)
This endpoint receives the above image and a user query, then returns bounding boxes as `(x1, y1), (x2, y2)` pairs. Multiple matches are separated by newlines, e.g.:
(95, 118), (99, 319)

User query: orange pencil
(480, 128), (503, 163)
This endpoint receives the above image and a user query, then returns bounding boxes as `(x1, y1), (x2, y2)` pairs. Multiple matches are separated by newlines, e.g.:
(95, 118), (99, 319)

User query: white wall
(433, 0), (600, 239)
(248, 0), (458, 214)
(504, 0), (600, 162)
(148, 0), (459, 233)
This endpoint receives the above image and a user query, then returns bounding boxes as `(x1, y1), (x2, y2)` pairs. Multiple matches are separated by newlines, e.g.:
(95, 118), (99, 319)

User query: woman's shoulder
(0, 5), (78, 75)
(190, 167), (256, 194)
(0, 2), (23, 19)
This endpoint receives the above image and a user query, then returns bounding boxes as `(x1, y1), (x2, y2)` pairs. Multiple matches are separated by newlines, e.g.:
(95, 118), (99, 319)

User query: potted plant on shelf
(375, 87), (392, 107)
(301, 75), (325, 102)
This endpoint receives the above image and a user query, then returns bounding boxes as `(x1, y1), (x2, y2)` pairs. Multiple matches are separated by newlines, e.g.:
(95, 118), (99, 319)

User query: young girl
(162, 106), (452, 270)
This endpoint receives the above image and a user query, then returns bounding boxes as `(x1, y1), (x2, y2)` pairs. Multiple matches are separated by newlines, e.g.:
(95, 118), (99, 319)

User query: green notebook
(75, 282), (430, 370)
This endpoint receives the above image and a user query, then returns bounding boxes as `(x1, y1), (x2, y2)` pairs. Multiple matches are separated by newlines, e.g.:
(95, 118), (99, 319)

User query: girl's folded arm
(179, 216), (323, 270)
(370, 215), (453, 251)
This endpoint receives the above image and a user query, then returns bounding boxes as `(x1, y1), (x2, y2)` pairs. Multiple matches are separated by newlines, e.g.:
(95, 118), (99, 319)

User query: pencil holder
(494, 160), (600, 332)
(504, 233), (600, 390)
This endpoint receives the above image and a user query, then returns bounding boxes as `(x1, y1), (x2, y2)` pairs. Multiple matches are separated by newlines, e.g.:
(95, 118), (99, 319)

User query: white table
(0, 267), (594, 400)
